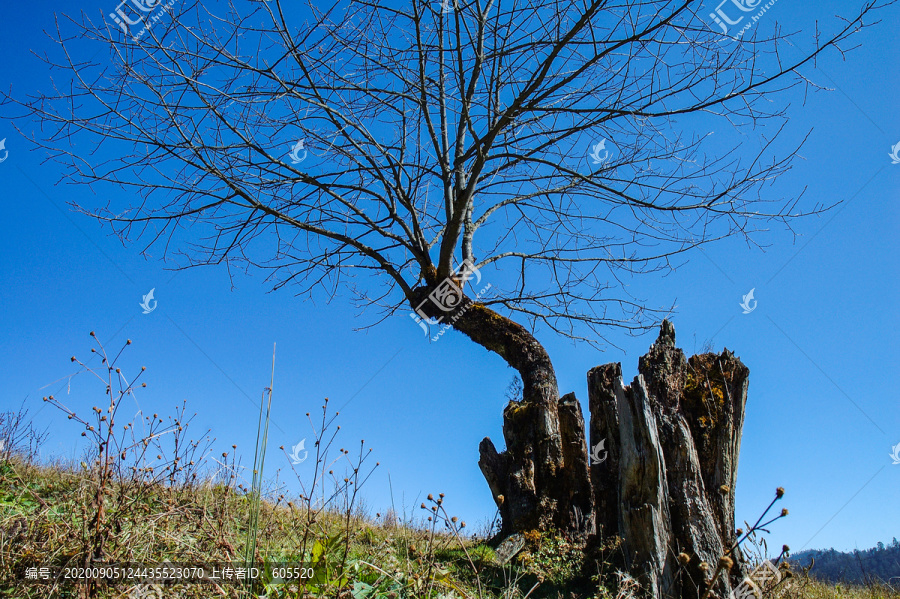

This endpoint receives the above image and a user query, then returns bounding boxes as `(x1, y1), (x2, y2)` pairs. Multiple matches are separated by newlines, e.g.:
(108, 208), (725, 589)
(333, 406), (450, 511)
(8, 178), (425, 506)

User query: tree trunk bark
(588, 320), (750, 599)
(409, 281), (594, 536)
(412, 275), (749, 599)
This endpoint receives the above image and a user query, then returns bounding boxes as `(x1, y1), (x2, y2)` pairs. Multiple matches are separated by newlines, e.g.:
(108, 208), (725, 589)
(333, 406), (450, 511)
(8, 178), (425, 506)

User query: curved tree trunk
(412, 276), (749, 599)
(409, 281), (594, 536)
(452, 300), (595, 536)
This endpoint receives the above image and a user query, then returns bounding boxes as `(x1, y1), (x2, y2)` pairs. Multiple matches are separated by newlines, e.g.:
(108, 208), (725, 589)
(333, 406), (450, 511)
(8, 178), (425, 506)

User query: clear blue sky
(1, 0), (898, 553)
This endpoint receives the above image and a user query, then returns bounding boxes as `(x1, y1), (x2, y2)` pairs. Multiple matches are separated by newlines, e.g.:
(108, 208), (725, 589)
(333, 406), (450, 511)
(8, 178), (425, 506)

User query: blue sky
(1, 0), (898, 554)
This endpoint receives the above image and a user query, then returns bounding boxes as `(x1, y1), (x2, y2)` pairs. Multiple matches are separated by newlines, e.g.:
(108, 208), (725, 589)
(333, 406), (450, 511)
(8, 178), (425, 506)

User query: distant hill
(790, 539), (900, 586)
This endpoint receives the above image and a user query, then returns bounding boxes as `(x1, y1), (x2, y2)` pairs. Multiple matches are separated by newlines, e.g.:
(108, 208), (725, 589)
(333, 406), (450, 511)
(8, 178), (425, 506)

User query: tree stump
(480, 320), (751, 599)
(590, 320), (750, 598)
(478, 391), (595, 535)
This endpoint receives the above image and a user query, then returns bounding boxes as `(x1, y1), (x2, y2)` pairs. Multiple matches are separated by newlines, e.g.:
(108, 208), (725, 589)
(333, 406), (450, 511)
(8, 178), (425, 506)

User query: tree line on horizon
(790, 538), (900, 586)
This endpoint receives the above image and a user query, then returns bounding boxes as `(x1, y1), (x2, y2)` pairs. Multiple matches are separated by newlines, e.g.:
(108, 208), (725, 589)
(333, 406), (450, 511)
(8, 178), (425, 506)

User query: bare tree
(7, 0), (890, 576)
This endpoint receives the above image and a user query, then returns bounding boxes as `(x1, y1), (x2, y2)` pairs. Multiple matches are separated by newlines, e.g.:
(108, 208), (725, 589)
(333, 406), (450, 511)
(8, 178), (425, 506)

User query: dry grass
(4, 458), (898, 599)
(0, 456), (541, 598)
(783, 580), (900, 599)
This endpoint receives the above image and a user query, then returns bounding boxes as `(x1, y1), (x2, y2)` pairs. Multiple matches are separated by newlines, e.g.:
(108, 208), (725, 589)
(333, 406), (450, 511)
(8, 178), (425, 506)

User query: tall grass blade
(244, 343), (275, 597)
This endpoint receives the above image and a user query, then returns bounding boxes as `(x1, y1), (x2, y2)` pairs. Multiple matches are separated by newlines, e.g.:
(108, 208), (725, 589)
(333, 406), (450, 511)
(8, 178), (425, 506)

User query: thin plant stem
(244, 343), (276, 597)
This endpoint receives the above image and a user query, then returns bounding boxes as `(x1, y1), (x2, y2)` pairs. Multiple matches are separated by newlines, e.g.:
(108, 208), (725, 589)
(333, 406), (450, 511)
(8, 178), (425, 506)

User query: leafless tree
(7, 0), (891, 555)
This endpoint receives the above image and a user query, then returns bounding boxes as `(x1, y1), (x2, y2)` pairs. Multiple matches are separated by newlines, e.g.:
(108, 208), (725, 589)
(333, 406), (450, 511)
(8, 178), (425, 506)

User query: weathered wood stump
(478, 391), (594, 535)
(479, 320), (750, 599)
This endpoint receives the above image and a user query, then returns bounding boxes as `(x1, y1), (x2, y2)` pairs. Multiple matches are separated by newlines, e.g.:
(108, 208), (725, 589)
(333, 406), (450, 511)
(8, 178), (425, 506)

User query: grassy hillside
(2, 455), (898, 599)
(1, 454), (606, 598)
